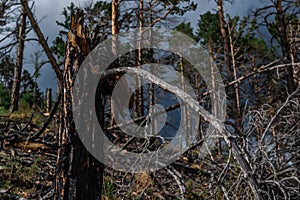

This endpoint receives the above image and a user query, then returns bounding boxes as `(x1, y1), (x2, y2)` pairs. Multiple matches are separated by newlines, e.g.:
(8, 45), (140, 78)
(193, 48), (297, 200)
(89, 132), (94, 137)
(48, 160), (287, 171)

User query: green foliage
(176, 22), (196, 40)
(86, 1), (112, 17)
(30, 50), (43, 80)
(21, 70), (34, 91)
(267, 13), (299, 47)
(0, 154), (45, 198)
(51, 36), (65, 61)
(51, 1), (112, 62)
(167, 0), (197, 16)
(56, 2), (77, 36)
(20, 70), (43, 109)
(0, 55), (15, 90)
(0, 82), (10, 109)
(197, 11), (221, 45)
(0, 106), (9, 115)
(102, 176), (116, 199)
(197, 11), (278, 109)
(20, 91), (33, 108)
(227, 15), (274, 64)
(51, 2), (78, 63)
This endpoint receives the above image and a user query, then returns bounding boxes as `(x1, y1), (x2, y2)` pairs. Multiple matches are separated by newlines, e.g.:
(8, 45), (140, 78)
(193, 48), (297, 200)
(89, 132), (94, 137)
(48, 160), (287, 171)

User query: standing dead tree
(55, 11), (104, 199)
(9, 2), (26, 113)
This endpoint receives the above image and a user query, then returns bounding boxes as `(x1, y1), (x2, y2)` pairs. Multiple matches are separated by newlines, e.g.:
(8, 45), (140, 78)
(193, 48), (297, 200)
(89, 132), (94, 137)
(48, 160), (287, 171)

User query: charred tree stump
(55, 11), (104, 200)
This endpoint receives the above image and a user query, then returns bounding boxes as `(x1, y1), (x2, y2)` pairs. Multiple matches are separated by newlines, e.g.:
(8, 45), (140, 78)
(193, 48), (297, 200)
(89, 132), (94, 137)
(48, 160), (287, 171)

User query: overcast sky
(27, 0), (260, 94)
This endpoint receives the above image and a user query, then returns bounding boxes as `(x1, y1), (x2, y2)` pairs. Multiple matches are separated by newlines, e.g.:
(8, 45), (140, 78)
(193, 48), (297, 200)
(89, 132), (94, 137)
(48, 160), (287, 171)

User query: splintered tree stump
(55, 11), (104, 200)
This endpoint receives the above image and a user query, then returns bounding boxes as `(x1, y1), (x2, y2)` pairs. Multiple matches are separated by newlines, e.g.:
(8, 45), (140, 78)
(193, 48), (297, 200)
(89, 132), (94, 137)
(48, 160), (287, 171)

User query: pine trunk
(55, 12), (104, 200)
(135, 0), (144, 118)
(217, 0), (241, 134)
(10, 5), (26, 113)
(277, 0), (295, 93)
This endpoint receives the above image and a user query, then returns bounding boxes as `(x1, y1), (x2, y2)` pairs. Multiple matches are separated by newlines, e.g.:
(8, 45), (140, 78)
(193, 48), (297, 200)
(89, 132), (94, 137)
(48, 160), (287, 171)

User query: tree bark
(217, 0), (242, 134)
(227, 22), (242, 135)
(112, 0), (119, 37)
(208, 39), (222, 156)
(217, 0), (231, 83)
(136, 0), (145, 117)
(276, 0), (295, 93)
(10, 4), (27, 113)
(110, 0), (119, 127)
(55, 11), (103, 200)
(287, 20), (300, 88)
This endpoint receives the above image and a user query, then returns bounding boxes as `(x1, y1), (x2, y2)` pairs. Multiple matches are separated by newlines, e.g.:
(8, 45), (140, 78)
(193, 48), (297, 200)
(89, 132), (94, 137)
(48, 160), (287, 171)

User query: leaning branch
(107, 103), (181, 131)
(21, 0), (62, 81)
(150, 5), (175, 27)
(101, 67), (263, 199)
(227, 61), (300, 87)
(29, 93), (61, 141)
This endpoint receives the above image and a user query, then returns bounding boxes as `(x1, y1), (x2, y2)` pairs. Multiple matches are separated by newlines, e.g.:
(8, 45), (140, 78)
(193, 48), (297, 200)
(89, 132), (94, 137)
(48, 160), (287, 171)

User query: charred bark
(55, 11), (104, 200)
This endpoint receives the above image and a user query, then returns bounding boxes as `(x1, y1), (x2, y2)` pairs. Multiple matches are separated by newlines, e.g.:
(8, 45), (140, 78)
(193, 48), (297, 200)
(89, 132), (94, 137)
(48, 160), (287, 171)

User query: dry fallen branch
(100, 67), (263, 199)
(29, 94), (61, 141)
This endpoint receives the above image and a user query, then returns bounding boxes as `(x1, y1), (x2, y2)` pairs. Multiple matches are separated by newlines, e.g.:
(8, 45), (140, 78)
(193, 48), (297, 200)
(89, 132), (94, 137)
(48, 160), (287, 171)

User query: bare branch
(20, 0), (62, 82)
(101, 67), (263, 199)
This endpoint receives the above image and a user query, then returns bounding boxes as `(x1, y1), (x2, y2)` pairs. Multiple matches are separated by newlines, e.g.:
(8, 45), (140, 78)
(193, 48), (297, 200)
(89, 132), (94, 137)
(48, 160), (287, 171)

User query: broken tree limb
(101, 67), (263, 199)
(20, 0), (62, 82)
(29, 93), (61, 142)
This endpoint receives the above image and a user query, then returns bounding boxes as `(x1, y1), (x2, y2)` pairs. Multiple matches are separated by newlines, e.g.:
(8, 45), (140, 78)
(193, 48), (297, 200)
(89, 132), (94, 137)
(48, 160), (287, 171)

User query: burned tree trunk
(55, 11), (103, 200)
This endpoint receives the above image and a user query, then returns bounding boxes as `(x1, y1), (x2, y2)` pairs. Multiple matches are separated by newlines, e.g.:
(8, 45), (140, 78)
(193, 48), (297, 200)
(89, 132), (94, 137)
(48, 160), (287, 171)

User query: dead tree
(217, 0), (242, 134)
(55, 11), (104, 200)
(10, 3), (26, 113)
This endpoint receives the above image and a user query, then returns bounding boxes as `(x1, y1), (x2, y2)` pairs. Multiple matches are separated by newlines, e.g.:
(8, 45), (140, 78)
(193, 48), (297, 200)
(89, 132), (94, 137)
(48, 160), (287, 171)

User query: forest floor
(0, 107), (227, 199)
(0, 108), (57, 199)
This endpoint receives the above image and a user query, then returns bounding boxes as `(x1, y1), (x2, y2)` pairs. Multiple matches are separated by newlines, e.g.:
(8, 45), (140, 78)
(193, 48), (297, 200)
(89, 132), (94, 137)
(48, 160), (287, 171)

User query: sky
(25, 0), (261, 95)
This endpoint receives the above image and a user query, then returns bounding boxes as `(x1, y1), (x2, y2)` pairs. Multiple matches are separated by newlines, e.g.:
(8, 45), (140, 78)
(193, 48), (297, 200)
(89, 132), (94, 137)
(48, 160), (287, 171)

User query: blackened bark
(55, 12), (103, 200)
